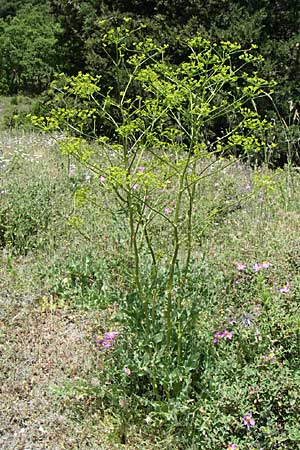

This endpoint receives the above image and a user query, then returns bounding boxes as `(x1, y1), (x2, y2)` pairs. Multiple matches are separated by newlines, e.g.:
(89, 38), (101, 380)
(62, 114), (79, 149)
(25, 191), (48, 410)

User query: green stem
(182, 161), (197, 287)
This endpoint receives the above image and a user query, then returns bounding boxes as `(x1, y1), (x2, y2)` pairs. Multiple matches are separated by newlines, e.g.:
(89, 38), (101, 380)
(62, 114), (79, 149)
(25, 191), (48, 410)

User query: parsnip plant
(31, 18), (274, 434)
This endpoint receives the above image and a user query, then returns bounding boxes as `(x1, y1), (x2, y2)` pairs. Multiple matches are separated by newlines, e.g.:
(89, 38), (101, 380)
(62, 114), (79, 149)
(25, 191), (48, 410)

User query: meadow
(1, 116), (300, 449)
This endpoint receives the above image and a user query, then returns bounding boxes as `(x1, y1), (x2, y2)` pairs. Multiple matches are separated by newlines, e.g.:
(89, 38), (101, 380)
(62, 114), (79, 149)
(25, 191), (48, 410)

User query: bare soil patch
(0, 296), (111, 449)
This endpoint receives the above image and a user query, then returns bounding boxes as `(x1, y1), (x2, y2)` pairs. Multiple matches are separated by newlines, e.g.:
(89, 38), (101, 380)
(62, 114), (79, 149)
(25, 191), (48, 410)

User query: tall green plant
(32, 18), (273, 429)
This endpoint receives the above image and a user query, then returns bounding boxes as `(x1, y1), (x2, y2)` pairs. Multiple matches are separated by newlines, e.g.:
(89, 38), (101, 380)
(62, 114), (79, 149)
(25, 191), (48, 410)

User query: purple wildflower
(101, 340), (112, 348)
(138, 166), (145, 172)
(236, 263), (246, 271)
(213, 330), (225, 343)
(227, 445), (238, 450)
(99, 175), (105, 185)
(104, 331), (119, 340)
(243, 413), (255, 430)
(132, 183), (138, 190)
(261, 261), (270, 269)
(164, 207), (171, 215)
(213, 329), (232, 343)
(223, 329), (233, 340)
(253, 263), (262, 272)
(279, 282), (290, 294)
(96, 331), (119, 350)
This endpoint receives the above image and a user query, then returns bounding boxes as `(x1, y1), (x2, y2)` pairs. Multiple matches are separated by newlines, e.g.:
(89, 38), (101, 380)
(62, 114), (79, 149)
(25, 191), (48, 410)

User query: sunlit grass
(1, 129), (300, 449)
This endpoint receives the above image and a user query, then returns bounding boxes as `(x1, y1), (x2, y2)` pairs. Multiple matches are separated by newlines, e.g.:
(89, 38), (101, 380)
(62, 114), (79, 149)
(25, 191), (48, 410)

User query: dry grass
(0, 287), (108, 449)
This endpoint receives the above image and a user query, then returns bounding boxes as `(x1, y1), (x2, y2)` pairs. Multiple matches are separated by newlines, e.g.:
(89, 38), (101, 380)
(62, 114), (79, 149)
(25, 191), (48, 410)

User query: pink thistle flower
(99, 175), (105, 185)
(279, 282), (290, 294)
(243, 413), (255, 430)
(236, 263), (246, 271)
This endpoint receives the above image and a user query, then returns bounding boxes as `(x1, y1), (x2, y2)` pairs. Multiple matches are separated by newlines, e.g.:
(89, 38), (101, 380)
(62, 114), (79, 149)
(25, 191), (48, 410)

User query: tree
(0, 4), (62, 93)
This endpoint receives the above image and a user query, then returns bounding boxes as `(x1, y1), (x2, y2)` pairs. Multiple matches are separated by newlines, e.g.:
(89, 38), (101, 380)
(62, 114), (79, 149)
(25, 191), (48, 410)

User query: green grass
(1, 127), (300, 449)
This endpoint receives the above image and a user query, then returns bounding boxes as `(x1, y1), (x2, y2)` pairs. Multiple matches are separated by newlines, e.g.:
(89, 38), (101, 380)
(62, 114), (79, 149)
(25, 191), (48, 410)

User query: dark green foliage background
(1, 0), (300, 164)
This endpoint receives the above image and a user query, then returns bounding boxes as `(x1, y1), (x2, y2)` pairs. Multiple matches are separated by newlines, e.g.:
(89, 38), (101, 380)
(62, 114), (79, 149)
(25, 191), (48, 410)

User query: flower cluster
(236, 261), (271, 272)
(213, 329), (232, 344)
(252, 261), (270, 271)
(96, 331), (119, 350)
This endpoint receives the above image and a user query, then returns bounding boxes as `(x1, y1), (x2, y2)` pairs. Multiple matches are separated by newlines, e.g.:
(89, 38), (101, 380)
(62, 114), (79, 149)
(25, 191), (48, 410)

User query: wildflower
(261, 352), (276, 362)
(223, 329), (233, 340)
(164, 207), (171, 215)
(104, 331), (119, 340)
(85, 173), (92, 181)
(242, 314), (253, 327)
(123, 367), (131, 376)
(132, 183), (138, 190)
(99, 175), (105, 185)
(243, 413), (255, 430)
(261, 261), (270, 269)
(236, 263), (246, 271)
(252, 263), (262, 272)
(227, 444), (238, 450)
(279, 282), (290, 294)
(213, 330), (225, 343)
(101, 340), (113, 349)
(213, 329), (232, 343)
(96, 331), (119, 350)
(138, 166), (145, 172)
